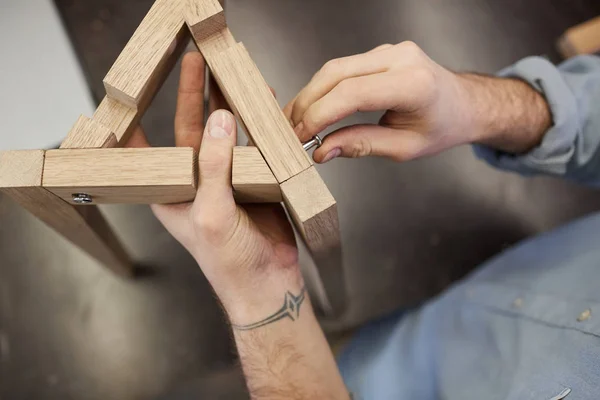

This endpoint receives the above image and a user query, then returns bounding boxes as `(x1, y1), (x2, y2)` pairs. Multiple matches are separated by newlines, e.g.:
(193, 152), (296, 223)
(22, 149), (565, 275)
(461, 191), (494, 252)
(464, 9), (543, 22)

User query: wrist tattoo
(231, 286), (307, 331)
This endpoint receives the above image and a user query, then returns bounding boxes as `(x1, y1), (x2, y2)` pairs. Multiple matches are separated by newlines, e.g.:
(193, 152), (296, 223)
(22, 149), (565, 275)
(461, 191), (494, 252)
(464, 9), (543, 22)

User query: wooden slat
(0, 151), (131, 276)
(103, 0), (189, 109)
(232, 147), (282, 203)
(92, 97), (139, 144)
(186, 1), (312, 183)
(60, 115), (117, 149)
(43, 148), (198, 205)
(281, 166), (346, 314)
(558, 16), (600, 58)
(41, 147), (280, 204)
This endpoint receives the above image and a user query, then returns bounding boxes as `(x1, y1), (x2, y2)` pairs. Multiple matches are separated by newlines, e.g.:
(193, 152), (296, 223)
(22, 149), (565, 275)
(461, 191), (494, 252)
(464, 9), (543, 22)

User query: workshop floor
(2, 0), (600, 398)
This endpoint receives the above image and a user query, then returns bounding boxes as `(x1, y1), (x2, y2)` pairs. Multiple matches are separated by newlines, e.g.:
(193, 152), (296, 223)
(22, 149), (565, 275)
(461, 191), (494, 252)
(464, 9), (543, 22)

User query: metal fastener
(302, 135), (322, 151)
(72, 193), (93, 204)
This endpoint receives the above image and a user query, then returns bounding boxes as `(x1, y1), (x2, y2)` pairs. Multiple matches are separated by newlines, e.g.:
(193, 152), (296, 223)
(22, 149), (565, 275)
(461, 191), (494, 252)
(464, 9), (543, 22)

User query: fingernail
(321, 148), (341, 163)
(207, 110), (234, 139)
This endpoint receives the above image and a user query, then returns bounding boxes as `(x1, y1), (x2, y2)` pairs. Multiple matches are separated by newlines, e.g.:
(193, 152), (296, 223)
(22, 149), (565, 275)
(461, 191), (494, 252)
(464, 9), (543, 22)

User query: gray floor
(2, 0), (600, 398)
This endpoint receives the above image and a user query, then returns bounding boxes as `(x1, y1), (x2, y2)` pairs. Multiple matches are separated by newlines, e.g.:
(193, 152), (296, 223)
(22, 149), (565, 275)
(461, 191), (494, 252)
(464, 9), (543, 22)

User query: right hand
(284, 42), (482, 163)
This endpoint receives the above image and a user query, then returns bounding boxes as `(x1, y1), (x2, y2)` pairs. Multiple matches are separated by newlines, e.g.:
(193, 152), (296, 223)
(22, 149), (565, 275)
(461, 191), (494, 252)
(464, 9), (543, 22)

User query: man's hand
(126, 52), (299, 311)
(127, 51), (348, 399)
(285, 41), (552, 163)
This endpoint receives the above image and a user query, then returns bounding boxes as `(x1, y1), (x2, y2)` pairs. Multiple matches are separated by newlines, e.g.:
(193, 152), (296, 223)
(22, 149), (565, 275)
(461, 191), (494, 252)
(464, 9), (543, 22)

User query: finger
(124, 125), (151, 148)
(195, 109), (238, 205)
(290, 49), (394, 127)
(295, 72), (402, 142)
(313, 124), (429, 163)
(208, 75), (230, 113)
(175, 51), (206, 151)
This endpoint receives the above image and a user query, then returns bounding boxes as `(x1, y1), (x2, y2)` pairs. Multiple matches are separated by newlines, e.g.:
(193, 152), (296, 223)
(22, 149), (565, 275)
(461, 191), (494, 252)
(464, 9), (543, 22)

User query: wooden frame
(0, 0), (346, 315)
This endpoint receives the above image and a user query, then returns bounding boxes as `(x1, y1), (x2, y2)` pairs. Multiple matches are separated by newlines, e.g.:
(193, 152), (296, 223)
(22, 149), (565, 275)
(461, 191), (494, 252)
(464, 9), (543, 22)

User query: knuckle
(349, 138), (373, 158)
(396, 40), (422, 55)
(192, 212), (228, 244)
(198, 157), (224, 178)
(320, 58), (344, 75)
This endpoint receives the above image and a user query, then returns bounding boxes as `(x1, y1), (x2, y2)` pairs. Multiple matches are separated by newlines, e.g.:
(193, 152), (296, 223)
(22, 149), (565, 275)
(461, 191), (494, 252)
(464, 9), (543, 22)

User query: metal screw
(302, 135), (322, 151)
(72, 193), (93, 204)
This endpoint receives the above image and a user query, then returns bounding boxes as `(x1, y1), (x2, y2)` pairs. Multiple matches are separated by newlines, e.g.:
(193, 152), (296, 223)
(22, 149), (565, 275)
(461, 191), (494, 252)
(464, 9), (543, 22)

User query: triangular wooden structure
(0, 0), (346, 315)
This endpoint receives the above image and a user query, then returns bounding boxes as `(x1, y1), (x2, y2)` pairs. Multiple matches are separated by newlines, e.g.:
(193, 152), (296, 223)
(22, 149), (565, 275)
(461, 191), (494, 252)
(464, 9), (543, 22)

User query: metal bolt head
(302, 135), (322, 151)
(72, 193), (93, 204)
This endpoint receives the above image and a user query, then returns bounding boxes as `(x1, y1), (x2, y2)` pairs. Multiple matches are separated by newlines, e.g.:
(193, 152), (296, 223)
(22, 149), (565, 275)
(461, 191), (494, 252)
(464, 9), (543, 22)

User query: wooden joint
(39, 146), (281, 205)
(42, 148), (198, 205)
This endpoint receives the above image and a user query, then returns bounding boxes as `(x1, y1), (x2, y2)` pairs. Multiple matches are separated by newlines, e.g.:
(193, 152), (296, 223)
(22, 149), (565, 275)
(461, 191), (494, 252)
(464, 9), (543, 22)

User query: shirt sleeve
(473, 55), (600, 186)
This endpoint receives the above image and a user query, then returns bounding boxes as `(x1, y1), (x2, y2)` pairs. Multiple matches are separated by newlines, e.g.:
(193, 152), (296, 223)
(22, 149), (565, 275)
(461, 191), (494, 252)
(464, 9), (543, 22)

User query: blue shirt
(338, 55), (600, 400)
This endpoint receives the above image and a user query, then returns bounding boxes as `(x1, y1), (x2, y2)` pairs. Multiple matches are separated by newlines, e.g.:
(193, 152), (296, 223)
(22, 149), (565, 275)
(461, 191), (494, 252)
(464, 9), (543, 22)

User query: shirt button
(577, 308), (592, 322)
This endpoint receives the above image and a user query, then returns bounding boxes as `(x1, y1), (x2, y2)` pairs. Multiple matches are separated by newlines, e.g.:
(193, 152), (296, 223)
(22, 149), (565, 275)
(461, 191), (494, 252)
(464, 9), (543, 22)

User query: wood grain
(41, 146), (280, 204)
(281, 166), (346, 314)
(60, 115), (118, 149)
(0, 151), (131, 276)
(43, 148), (198, 204)
(558, 16), (600, 58)
(103, 0), (188, 109)
(232, 147), (281, 203)
(186, 1), (312, 183)
(93, 96), (140, 144)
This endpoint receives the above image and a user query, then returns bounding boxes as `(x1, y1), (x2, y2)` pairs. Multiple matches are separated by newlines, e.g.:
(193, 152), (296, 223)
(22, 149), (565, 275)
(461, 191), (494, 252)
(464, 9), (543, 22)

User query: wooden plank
(41, 147), (280, 204)
(232, 147), (282, 203)
(558, 16), (600, 58)
(103, 0), (189, 109)
(185, 2), (312, 183)
(281, 166), (346, 314)
(60, 115), (118, 149)
(93, 96), (140, 144)
(0, 151), (132, 276)
(43, 148), (198, 205)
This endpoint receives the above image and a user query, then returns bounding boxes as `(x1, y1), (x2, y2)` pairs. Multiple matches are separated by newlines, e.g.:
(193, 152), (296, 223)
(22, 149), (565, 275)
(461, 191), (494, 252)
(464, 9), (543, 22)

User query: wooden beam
(41, 147), (280, 204)
(233, 147), (282, 203)
(0, 151), (132, 276)
(43, 148), (198, 205)
(92, 97), (140, 145)
(185, 0), (313, 183)
(281, 167), (346, 314)
(103, 0), (189, 110)
(60, 115), (118, 149)
(558, 16), (600, 58)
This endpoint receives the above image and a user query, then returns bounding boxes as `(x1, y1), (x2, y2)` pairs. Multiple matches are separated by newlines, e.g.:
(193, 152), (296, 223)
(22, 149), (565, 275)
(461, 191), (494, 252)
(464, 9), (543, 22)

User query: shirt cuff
(473, 56), (579, 176)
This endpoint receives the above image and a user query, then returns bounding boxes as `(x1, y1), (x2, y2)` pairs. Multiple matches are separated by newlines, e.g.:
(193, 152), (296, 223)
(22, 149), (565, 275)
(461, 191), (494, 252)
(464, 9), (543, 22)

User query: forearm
(467, 55), (600, 185)
(223, 268), (349, 400)
(459, 73), (552, 154)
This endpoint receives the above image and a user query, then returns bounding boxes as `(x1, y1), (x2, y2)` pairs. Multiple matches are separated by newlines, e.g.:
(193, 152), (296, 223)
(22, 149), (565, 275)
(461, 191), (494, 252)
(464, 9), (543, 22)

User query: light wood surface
(281, 166), (346, 314)
(60, 115), (118, 149)
(103, 0), (188, 109)
(40, 146), (280, 204)
(0, 150), (131, 276)
(232, 146), (282, 203)
(186, 1), (312, 183)
(558, 15), (600, 58)
(93, 96), (140, 144)
(43, 148), (198, 204)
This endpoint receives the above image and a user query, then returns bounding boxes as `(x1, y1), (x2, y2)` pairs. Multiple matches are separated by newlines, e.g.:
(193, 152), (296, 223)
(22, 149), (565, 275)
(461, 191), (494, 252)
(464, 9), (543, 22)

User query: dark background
(1, 0), (599, 398)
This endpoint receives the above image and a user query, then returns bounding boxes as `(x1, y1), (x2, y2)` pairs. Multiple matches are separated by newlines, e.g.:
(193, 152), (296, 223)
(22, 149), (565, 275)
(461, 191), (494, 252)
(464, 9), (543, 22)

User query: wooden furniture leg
(0, 151), (132, 276)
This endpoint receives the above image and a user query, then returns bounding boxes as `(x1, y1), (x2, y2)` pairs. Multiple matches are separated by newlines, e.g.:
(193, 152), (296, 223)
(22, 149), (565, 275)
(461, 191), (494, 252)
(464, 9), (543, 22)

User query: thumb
(312, 124), (430, 163)
(197, 110), (237, 201)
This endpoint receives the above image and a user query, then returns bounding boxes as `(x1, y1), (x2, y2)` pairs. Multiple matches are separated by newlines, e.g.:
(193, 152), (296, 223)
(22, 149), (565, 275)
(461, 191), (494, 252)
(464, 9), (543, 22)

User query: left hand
(126, 52), (301, 311)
